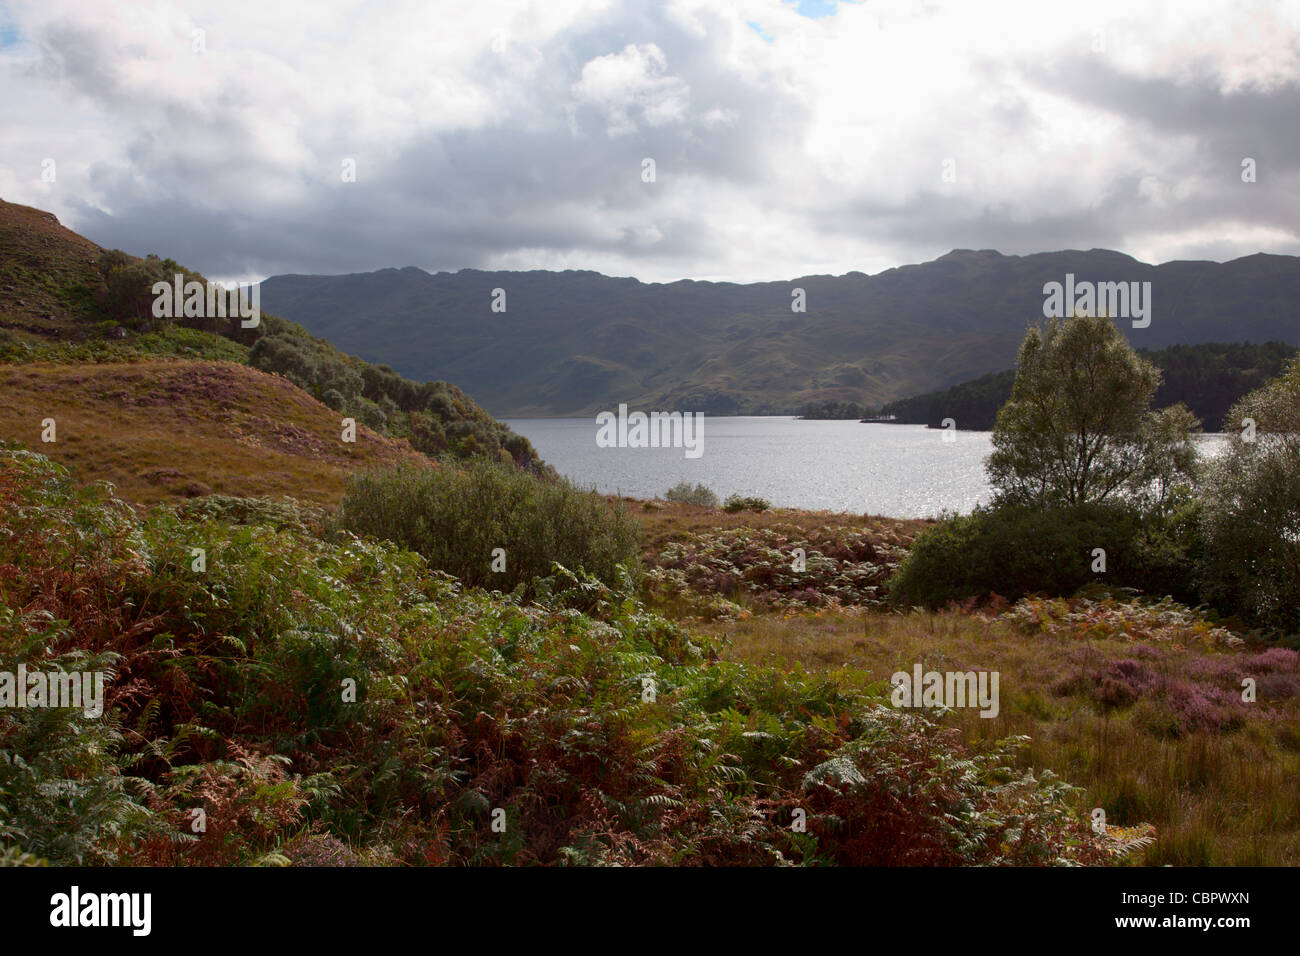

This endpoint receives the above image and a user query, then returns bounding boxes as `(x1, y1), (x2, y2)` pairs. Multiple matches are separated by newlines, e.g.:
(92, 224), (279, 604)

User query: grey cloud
(63, 1), (810, 278)
(11, 2), (1299, 281)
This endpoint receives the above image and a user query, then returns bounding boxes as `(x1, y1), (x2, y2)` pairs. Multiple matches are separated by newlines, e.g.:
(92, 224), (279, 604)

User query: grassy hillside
(0, 199), (545, 475)
(260, 249), (1300, 416)
(0, 199), (103, 338)
(0, 359), (425, 505)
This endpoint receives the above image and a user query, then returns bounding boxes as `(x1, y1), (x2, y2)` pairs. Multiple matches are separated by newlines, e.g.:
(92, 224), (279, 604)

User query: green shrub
(0, 611), (160, 865)
(888, 502), (1199, 609)
(664, 481), (719, 508)
(336, 459), (640, 593)
(171, 494), (327, 536)
(1197, 358), (1300, 635)
(723, 494), (771, 513)
(96, 249), (171, 325)
(1199, 445), (1300, 634)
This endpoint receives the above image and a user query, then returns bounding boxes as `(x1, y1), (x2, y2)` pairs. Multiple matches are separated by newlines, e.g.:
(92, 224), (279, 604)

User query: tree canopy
(1198, 356), (1300, 631)
(986, 314), (1199, 509)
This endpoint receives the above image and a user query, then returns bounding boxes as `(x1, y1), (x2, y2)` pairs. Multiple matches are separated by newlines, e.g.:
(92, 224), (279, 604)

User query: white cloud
(0, 0), (1295, 283)
(572, 42), (692, 134)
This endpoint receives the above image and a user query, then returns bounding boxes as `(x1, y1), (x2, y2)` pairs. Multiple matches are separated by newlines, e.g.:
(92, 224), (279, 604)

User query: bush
(723, 494), (771, 513)
(664, 482), (719, 508)
(0, 610), (159, 865)
(336, 460), (640, 593)
(888, 502), (1199, 609)
(96, 250), (170, 325)
(171, 494), (327, 536)
(1199, 448), (1300, 634)
(1197, 358), (1300, 635)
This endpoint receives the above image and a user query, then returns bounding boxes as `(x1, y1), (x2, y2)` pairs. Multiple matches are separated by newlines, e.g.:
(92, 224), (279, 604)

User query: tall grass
(712, 606), (1300, 865)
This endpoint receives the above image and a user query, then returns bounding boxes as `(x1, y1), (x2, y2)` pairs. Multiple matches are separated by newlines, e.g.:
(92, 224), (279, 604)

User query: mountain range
(260, 250), (1300, 417)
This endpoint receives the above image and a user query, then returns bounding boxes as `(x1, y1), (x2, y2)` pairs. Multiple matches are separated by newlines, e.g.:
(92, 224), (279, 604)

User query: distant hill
(0, 199), (546, 484)
(260, 250), (1300, 416)
(879, 341), (1299, 431)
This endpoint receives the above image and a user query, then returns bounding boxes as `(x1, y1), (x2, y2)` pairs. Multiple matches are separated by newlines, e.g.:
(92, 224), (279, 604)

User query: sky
(1, 0), (1298, 284)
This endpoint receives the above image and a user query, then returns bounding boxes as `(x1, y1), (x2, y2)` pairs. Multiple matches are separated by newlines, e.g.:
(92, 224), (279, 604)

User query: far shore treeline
(800, 340), (1297, 430)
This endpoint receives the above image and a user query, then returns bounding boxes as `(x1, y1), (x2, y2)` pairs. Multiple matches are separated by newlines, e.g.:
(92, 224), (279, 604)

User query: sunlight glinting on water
(506, 418), (1231, 519)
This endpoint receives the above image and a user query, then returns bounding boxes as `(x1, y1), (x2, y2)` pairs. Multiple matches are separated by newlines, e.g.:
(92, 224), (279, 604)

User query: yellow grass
(629, 498), (932, 552)
(0, 359), (426, 506)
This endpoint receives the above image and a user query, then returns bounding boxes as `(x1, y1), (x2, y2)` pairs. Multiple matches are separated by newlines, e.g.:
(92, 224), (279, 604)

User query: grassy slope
(0, 199), (103, 338)
(0, 359), (426, 505)
(0, 198), (544, 487)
